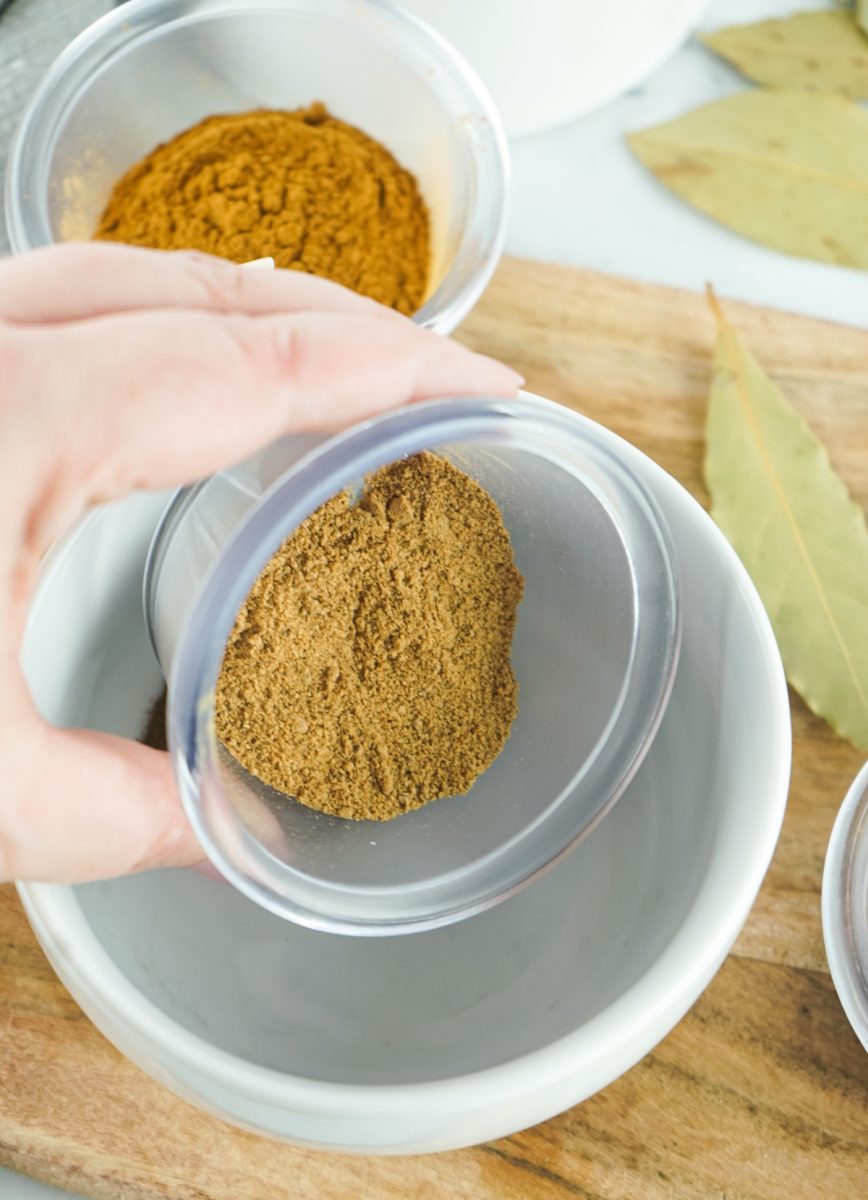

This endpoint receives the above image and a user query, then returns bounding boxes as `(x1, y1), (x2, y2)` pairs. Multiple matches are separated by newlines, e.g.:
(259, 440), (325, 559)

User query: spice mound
(215, 453), (524, 821)
(94, 103), (430, 315)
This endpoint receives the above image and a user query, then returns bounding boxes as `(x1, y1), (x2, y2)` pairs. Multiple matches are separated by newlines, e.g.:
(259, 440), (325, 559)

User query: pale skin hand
(0, 243), (521, 885)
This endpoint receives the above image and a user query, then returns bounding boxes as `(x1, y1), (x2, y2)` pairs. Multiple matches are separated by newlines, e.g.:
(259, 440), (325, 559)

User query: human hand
(0, 243), (521, 884)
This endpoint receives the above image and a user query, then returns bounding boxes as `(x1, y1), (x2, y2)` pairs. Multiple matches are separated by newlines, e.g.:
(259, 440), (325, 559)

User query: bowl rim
(3, 0), (510, 336)
(18, 424), (792, 1116)
(822, 758), (868, 1053)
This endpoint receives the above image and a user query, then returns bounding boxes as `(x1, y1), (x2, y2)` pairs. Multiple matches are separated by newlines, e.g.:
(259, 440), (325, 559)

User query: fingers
(0, 724), (201, 883)
(0, 245), (523, 886)
(0, 242), (408, 324)
(19, 306), (520, 533)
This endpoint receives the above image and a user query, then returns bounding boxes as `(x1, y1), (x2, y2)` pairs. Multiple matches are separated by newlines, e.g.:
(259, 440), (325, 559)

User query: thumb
(1, 724), (201, 883)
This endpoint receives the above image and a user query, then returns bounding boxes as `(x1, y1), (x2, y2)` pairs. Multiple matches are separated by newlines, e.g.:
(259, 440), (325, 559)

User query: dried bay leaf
(627, 91), (868, 268)
(704, 292), (868, 751)
(702, 10), (868, 98)
(859, 1), (868, 39)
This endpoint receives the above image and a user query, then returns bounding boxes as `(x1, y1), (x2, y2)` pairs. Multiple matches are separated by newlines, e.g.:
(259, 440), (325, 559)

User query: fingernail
(497, 365), (525, 389)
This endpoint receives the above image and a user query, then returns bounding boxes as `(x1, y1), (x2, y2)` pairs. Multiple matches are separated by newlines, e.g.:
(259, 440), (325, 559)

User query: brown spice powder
(94, 103), (430, 315)
(214, 453), (524, 821)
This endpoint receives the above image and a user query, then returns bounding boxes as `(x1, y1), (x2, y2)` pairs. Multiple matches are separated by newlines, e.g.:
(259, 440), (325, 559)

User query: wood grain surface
(2, 257), (867, 1200)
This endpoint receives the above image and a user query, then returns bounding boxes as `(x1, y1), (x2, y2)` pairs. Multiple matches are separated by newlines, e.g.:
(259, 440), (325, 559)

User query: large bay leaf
(627, 91), (868, 267)
(702, 10), (868, 98)
(704, 292), (868, 751)
(859, 1), (868, 38)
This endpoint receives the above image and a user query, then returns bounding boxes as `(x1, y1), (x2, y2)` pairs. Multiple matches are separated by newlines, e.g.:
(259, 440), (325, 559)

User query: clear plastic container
(823, 760), (868, 1053)
(4, 0), (508, 333)
(145, 395), (681, 935)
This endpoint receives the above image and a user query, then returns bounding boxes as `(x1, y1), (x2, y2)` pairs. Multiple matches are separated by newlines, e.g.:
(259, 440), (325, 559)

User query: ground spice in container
(94, 103), (430, 315)
(215, 453), (524, 821)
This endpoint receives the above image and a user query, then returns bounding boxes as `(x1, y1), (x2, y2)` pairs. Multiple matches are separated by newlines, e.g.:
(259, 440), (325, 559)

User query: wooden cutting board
(2, 256), (867, 1200)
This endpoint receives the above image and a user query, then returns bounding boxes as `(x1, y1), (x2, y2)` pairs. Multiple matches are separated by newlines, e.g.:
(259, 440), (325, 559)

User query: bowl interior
(22, 446), (785, 1085)
(15, 0), (503, 317)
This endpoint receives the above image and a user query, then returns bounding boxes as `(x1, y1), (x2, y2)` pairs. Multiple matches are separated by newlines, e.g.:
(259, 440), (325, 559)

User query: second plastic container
(5, 0), (508, 333)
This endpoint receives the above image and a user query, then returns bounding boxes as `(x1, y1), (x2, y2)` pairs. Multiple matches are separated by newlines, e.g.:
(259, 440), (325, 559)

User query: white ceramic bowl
(18, 415), (790, 1153)
(395, 0), (712, 137)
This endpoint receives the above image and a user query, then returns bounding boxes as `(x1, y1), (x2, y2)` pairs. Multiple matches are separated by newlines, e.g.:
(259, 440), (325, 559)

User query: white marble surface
(0, 0), (860, 1195)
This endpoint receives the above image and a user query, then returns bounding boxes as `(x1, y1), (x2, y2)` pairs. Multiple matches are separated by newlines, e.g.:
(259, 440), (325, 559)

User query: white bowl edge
(16, 432), (792, 1150)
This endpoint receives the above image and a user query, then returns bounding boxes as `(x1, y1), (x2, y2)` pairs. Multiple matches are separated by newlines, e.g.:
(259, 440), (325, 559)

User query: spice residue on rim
(215, 452), (524, 821)
(94, 103), (430, 315)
